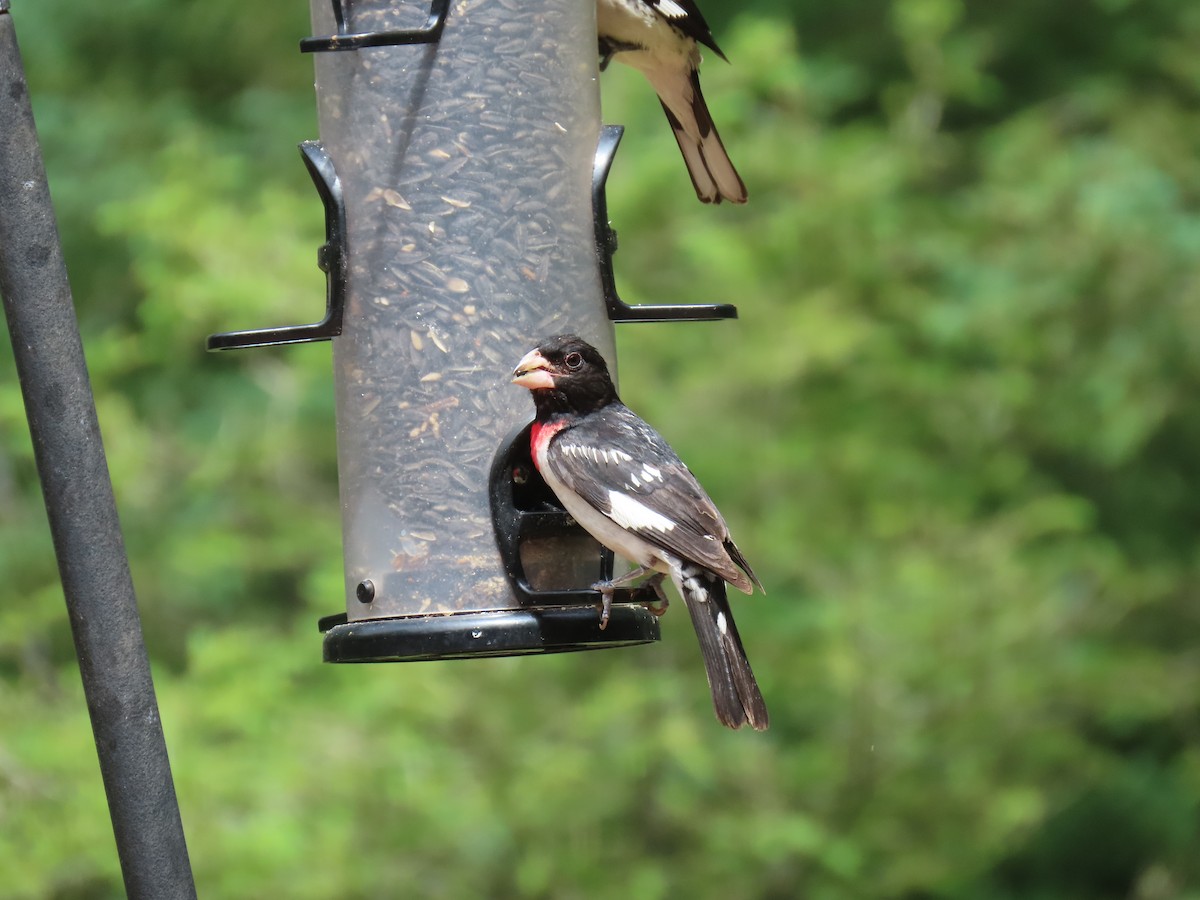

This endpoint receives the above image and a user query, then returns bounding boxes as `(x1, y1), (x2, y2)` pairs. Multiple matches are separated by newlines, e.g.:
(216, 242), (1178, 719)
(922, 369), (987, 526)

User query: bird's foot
(590, 581), (616, 630)
(631, 573), (670, 618)
(592, 572), (669, 627)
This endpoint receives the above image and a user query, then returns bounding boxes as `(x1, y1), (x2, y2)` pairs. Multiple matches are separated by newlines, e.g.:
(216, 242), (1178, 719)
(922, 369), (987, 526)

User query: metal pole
(0, 5), (196, 898)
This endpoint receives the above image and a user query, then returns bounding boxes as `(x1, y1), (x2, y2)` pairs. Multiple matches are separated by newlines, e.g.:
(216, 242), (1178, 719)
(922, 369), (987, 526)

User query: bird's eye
(564, 352), (583, 371)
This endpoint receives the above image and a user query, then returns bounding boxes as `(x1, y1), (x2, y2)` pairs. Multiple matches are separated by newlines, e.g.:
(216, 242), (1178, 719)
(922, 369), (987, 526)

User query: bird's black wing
(543, 402), (756, 590)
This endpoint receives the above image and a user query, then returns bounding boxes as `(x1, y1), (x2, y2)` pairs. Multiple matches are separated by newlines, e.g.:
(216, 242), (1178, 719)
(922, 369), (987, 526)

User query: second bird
(597, 0), (748, 204)
(512, 335), (768, 729)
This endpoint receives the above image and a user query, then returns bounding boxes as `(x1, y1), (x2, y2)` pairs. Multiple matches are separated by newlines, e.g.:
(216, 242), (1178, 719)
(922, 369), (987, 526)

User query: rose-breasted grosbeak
(597, 0), (748, 205)
(512, 335), (767, 730)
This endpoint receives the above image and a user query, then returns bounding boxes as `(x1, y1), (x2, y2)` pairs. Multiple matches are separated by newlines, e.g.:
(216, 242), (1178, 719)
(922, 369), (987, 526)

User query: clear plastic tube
(309, 0), (616, 620)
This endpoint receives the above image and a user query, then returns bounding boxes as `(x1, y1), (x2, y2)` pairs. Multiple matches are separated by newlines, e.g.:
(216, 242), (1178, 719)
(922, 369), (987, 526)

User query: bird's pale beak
(511, 348), (556, 390)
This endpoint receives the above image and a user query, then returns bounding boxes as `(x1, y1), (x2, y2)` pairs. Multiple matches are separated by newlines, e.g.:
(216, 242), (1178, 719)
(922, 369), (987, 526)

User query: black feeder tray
(319, 606), (660, 662)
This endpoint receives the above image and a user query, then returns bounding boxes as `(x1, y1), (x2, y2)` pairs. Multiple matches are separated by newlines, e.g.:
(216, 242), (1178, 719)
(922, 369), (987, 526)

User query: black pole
(0, 5), (196, 898)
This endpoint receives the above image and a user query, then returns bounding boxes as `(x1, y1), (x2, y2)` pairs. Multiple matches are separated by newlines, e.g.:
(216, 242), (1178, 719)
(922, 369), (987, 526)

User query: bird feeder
(209, 0), (736, 662)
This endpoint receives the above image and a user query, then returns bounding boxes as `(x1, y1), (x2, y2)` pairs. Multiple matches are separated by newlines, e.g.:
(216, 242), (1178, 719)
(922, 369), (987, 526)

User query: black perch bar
(593, 126), (738, 323)
(206, 141), (348, 350)
(301, 0), (451, 53)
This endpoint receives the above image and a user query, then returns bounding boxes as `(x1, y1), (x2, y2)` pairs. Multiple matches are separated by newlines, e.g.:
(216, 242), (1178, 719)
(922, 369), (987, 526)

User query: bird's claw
(643, 596), (669, 617)
(592, 581), (615, 630)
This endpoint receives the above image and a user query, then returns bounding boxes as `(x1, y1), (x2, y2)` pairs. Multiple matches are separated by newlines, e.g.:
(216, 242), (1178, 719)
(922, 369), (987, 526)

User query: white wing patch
(562, 443), (633, 466)
(607, 490), (677, 533)
(655, 0), (689, 19)
(641, 463), (663, 482)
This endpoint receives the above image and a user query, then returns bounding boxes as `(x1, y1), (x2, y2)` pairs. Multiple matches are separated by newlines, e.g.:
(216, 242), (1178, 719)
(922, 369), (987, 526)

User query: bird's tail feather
(676, 564), (768, 730)
(653, 70), (747, 204)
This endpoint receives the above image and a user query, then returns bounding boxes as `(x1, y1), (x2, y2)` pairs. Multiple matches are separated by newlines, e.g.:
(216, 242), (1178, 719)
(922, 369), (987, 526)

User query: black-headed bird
(512, 334), (767, 729)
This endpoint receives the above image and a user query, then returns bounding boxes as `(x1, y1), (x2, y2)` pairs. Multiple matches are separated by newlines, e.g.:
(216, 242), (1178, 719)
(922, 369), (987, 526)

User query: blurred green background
(3, 0), (1200, 897)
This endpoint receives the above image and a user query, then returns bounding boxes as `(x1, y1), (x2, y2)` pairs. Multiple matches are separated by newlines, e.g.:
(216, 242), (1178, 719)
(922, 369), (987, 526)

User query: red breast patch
(529, 418), (570, 472)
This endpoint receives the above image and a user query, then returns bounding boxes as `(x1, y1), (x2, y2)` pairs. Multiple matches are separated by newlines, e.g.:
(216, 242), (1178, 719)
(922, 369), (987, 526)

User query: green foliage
(3, 0), (1200, 897)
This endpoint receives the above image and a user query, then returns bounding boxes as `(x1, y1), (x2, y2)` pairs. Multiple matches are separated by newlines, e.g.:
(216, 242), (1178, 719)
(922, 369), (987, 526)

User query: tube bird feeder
(209, 0), (736, 662)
